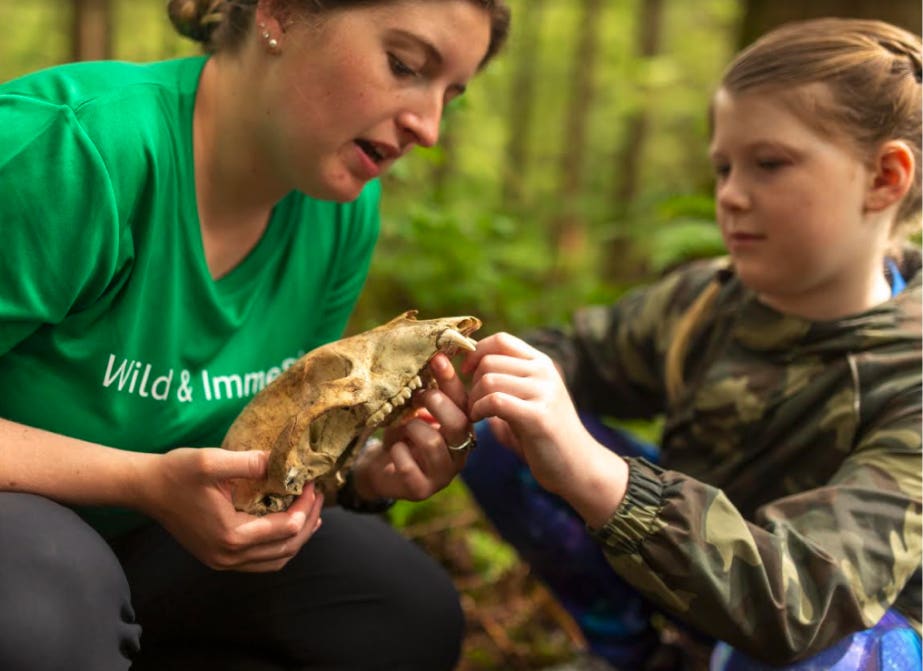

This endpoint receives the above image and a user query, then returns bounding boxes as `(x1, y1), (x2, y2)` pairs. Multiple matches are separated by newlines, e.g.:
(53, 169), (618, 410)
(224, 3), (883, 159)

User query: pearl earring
(258, 22), (280, 53)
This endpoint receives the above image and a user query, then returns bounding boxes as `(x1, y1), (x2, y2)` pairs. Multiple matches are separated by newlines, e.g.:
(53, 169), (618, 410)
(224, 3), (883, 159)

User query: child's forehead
(714, 82), (833, 115)
(710, 83), (843, 142)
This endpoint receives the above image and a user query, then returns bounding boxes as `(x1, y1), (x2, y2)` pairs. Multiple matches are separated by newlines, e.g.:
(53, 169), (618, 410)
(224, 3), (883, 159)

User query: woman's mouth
(355, 139), (385, 163)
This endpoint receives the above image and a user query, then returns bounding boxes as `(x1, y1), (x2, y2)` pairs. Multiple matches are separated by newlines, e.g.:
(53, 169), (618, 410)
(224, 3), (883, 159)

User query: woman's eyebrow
(391, 29), (468, 97)
(392, 29), (444, 66)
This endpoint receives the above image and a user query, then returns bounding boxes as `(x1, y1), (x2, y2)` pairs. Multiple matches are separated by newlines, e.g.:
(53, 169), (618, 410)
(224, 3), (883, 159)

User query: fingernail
(314, 517), (323, 532)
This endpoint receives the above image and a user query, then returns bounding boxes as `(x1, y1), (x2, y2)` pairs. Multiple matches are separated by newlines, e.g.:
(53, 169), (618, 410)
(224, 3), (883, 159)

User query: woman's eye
(388, 53), (417, 78)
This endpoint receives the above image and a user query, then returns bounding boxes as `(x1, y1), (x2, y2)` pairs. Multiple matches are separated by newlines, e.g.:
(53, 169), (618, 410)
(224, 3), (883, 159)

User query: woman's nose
(398, 96), (442, 148)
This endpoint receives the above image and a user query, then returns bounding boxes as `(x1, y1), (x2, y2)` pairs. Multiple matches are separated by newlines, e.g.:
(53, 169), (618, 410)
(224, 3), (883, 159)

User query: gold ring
(447, 431), (477, 453)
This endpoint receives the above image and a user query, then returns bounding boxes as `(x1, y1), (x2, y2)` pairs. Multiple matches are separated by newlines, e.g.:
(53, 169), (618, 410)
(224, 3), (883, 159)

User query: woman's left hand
(350, 353), (473, 502)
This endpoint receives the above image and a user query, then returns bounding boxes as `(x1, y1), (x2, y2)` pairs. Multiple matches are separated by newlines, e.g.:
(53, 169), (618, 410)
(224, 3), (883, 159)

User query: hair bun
(167, 0), (225, 44)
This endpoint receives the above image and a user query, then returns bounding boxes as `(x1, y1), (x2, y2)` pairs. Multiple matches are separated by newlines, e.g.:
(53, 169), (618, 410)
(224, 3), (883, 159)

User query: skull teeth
(363, 330), (478, 429)
(363, 374), (429, 428)
(437, 329), (478, 353)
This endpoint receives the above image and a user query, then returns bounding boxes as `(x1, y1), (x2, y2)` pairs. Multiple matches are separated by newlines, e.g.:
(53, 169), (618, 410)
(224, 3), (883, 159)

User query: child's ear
(865, 140), (915, 213)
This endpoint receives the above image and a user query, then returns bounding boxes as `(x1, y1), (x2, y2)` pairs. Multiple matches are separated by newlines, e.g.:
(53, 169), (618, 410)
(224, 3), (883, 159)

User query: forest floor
(394, 483), (593, 671)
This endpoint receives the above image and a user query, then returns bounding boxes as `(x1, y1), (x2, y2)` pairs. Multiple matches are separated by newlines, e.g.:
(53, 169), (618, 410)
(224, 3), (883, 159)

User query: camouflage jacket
(527, 250), (922, 663)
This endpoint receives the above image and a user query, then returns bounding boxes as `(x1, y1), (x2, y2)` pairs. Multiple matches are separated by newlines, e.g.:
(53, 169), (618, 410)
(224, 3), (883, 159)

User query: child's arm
(592, 387), (921, 663)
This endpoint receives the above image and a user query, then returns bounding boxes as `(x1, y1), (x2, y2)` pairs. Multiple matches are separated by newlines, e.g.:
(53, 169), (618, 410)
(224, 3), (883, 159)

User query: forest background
(3, 1), (920, 669)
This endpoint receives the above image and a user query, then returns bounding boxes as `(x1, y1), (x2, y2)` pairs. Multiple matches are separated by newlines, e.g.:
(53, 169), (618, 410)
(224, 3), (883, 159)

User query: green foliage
(628, 192), (726, 274)
(466, 527), (519, 582)
(352, 191), (626, 334)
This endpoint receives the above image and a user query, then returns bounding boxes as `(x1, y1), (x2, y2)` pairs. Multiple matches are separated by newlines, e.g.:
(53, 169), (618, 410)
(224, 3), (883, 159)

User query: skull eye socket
(304, 352), (353, 383)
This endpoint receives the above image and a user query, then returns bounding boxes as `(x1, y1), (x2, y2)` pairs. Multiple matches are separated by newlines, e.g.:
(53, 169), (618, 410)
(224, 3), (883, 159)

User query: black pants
(0, 492), (463, 671)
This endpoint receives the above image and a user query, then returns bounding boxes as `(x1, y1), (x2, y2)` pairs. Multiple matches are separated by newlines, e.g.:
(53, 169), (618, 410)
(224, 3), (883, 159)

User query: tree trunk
(502, 0), (546, 207)
(611, 0), (664, 217)
(550, 0), (603, 272)
(738, 0), (921, 48)
(72, 0), (112, 62)
(604, 0), (665, 283)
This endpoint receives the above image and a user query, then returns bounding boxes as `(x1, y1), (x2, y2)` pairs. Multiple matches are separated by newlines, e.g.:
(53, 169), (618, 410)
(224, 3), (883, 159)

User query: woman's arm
(0, 417), (158, 506)
(0, 417), (324, 572)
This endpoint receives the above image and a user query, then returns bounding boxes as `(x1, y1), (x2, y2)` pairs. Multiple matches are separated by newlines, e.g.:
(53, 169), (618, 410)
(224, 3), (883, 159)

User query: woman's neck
(193, 56), (286, 279)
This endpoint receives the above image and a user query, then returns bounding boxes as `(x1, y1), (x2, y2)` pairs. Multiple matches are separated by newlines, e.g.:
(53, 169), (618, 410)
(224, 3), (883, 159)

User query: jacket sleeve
(524, 262), (719, 420)
(590, 383), (922, 664)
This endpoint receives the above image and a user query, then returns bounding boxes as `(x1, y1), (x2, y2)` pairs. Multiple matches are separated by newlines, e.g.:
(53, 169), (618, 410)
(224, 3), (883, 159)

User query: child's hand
(462, 333), (586, 492)
(463, 333), (628, 523)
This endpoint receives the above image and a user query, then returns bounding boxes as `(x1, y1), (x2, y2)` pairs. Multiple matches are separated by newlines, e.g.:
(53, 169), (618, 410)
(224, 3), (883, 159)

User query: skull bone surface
(224, 310), (482, 515)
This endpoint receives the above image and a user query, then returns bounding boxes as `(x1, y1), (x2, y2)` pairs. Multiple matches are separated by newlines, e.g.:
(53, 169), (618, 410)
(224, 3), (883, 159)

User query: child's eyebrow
(709, 140), (799, 157)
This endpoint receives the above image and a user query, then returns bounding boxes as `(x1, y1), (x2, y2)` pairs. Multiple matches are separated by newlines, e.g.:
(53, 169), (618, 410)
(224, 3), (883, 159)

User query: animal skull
(224, 310), (482, 515)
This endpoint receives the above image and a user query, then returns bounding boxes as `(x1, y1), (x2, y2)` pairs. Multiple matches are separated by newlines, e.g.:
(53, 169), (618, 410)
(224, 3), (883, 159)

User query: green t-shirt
(0, 57), (380, 537)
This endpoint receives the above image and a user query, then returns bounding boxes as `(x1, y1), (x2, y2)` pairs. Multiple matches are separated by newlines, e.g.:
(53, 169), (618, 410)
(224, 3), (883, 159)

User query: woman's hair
(666, 18), (922, 403)
(167, 0), (510, 68)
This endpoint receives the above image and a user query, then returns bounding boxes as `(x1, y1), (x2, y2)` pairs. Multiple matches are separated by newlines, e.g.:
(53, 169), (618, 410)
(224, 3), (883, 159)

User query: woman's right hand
(141, 447), (324, 572)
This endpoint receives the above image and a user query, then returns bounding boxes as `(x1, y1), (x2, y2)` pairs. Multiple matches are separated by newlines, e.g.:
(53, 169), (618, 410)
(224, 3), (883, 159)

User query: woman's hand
(462, 332), (629, 525)
(350, 353), (474, 502)
(141, 447), (324, 572)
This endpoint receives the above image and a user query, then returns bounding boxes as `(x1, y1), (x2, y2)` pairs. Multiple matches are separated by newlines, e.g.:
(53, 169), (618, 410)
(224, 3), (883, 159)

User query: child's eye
(713, 164), (730, 179)
(757, 158), (787, 171)
(388, 53), (417, 78)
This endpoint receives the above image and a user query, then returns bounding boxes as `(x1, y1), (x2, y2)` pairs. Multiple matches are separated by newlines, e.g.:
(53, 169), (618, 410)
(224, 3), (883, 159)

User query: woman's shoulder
(0, 57), (206, 110)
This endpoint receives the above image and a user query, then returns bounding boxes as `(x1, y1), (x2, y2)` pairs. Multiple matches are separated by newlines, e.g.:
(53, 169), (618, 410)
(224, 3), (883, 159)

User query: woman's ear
(865, 140), (915, 213)
(255, 0), (289, 33)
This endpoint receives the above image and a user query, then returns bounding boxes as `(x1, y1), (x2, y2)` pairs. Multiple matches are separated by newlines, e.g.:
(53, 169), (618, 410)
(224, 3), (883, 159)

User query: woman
(0, 1), (509, 669)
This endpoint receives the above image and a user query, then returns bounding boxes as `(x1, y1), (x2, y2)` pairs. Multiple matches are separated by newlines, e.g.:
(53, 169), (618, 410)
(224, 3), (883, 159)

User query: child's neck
(757, 268), (893, 321)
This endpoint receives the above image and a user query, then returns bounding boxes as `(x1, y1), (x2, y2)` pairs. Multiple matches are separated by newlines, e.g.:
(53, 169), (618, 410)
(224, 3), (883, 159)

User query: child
(463, 17), (921, 669)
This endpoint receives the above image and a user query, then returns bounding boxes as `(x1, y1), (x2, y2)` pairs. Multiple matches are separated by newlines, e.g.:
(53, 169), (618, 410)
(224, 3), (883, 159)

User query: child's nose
(717, 173), (750, 210)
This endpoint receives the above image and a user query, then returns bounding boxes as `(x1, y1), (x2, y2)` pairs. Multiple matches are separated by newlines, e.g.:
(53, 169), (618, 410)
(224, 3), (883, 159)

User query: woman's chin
(304, 171), (370, 203)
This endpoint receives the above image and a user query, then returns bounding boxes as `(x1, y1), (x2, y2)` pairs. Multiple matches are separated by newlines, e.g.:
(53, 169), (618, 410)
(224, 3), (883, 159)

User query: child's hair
(666, 17), (922, 403)
(167, 0), (510, 69)
(719, 17), (921, 232)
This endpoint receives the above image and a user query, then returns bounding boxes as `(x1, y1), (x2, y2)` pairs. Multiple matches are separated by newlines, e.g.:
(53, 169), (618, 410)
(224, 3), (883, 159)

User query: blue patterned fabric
(710, 610), (921, 671)
(463, 415), (661, 666)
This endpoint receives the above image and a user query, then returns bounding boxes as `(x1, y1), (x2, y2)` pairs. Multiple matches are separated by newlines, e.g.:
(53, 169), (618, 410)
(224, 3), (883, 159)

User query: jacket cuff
(588, 457), (665, 554)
